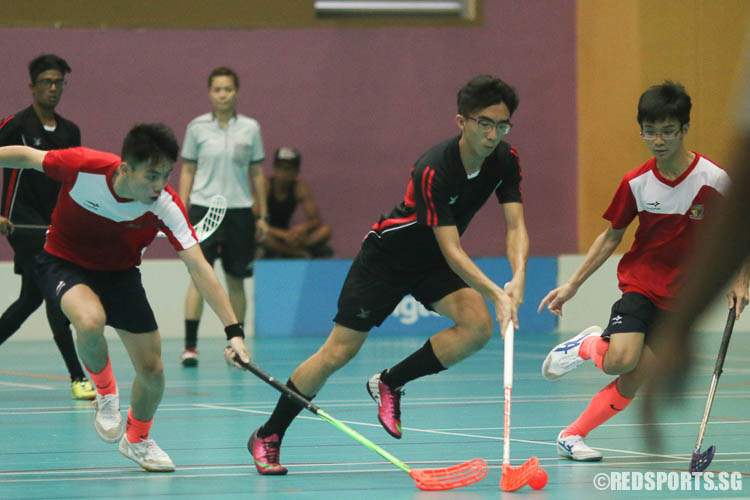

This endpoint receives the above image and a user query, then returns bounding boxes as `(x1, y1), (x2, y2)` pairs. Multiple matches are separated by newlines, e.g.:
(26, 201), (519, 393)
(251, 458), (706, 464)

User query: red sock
(579, 336), (609, 371)
(84, 357), (117, 396)
(563, 379), (632, 437)
(126, 408), (153, 443)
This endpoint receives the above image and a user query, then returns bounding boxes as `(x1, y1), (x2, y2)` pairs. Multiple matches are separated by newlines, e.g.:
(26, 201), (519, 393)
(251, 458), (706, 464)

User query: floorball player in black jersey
(245, 74), (529, 475)
(0, 54), (95, 400)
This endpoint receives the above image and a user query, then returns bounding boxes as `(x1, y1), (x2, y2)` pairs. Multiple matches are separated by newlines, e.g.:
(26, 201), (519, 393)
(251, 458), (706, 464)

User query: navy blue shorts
(189, 206), (256, 278)
(602, 292), (668, 339)
(334, 239), (469, 332)
(36, 251), (158, 334)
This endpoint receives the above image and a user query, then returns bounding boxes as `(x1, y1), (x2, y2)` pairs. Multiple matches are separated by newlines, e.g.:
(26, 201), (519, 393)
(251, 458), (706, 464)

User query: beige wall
(556, 255), (750, 334)
(577, 0), (750, 252)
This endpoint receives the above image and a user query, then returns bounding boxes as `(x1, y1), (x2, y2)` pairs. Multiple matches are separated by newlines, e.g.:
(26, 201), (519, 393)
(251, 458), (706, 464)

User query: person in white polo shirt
(178, 66), (269, 366)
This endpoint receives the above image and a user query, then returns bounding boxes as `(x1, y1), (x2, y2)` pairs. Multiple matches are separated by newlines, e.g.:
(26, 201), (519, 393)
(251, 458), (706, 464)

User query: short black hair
(457, 75), (519, 117)
(121, 123), (179, 167)
(28, 54), (71, 83)
(637, 81), (691, 126)
(208, 66), (239, 89)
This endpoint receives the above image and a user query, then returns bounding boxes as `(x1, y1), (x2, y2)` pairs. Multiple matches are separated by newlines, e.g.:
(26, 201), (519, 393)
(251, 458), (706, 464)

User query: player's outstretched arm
(178, 245), (252, 364)
(0, 145), (47, 171)
(502, 202), (529, 309)
(433, 225), (517, 336)
(249, 162), (269, 241)
(177, 160), (197, 206)
(727, 257), (750, 318)
(538, 226), (625, 316)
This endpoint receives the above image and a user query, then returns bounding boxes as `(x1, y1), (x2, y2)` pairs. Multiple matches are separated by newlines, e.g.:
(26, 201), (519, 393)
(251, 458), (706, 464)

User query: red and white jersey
(604, 153), (730, 309)
(42, 147), (197, 270)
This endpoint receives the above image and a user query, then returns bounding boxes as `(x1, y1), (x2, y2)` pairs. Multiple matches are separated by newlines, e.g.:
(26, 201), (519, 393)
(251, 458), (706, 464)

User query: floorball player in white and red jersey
(0, 123), (251, 472)
(537, 81), (750, 461)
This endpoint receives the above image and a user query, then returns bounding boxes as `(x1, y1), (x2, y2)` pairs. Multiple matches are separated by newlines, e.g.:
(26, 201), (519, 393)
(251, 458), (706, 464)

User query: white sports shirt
(181, 113), (265, 209)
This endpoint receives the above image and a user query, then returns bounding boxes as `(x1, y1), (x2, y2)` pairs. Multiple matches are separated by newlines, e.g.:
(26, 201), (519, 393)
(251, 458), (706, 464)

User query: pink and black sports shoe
(248, 428), (288, 475)
(366, 371), (403, 439)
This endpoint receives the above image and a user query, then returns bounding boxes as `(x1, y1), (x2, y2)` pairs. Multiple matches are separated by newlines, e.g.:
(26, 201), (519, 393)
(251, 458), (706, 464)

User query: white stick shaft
(504, 323), (514, 386)
(695, 375), (720, 450)
(502, 322), (514, 465)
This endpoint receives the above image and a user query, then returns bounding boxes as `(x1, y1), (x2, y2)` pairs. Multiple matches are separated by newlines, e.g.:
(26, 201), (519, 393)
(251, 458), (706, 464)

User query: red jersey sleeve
(602, 175), (638, 229)
(413, 164), (454, 227)
(43, 147), (121, 184)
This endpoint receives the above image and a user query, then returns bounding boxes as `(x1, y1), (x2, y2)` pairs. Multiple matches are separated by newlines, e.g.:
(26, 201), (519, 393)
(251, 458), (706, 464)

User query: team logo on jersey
(646, 201), (661, 210)
(23, 134), (42, 147)
(449, 195), (459, 205)
(689, 204), (704, 220)
(356, 308), (371, 319)
(84, 200), (100, 210)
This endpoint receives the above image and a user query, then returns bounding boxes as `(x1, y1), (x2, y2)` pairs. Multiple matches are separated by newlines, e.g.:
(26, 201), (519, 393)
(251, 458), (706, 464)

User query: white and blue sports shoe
(541, 326), (603, 380)
(557, 430), (602, 461)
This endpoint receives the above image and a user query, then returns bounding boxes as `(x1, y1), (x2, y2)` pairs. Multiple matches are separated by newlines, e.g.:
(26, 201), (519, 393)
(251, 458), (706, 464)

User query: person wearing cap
(260, 147), (333, 259)
(177, 66), (269, 366)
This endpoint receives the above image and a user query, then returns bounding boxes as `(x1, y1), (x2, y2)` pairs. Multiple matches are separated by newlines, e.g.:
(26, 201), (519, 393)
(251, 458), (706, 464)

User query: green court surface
(1, 330), (748, 499)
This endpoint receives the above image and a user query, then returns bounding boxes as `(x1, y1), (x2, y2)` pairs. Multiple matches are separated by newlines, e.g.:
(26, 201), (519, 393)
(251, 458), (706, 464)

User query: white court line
(0, 467), (432, 484)
(192, 403), (701, 462)
(4, 387), (749, 411)
(432, 420), (750, 431)
(0, 381), (54, 390)
(5, 459), (749, 485)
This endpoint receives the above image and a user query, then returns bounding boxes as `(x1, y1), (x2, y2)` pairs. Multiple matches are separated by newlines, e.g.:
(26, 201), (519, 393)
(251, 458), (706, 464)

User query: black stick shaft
(713, 307), (736, 377)
(237, 359), (320, 415)
(9, 224), (48, 229)
(695, 306), (736, 450)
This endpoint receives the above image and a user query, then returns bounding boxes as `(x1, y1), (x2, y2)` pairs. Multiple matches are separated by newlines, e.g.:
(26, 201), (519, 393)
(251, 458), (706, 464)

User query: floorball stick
(500, 322), (540, 491)
(689, 305), (736, 473)
(234, 358), (487, 491)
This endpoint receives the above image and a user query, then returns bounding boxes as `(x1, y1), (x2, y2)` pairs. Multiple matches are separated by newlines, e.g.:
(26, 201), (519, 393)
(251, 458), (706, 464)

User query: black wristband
(225, 323), (245, 340)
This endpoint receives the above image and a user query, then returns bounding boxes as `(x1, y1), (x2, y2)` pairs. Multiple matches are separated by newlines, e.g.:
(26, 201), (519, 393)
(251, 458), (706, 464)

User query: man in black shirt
(0, 54), (94, 400)
(261, 147), (333, 259)
(246, 75), (529, 475)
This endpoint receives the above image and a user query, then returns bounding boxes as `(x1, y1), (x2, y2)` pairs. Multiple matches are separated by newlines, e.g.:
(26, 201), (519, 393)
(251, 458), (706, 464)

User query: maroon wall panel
(0, 1), (576, 262)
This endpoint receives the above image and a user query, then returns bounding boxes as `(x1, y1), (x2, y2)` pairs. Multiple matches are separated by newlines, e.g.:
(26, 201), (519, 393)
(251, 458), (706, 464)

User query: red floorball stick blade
(500, 456), (539, 492)
(409, 458), (488, 491)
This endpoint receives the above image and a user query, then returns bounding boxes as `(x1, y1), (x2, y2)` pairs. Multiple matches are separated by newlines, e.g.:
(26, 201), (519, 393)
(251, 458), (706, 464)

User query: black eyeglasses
(640, 126), (683, 141)
(466, 116), (512, 135)
(35, 78), (67, 89)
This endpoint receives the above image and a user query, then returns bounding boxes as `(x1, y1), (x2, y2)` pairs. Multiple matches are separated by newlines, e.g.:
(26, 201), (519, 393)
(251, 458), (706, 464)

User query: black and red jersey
(365, 135), (522, 270)
(0, 105), (81, 225)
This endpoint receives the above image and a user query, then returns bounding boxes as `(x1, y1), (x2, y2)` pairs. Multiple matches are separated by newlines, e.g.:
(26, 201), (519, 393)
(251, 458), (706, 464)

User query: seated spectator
(261, 147), (333, 258)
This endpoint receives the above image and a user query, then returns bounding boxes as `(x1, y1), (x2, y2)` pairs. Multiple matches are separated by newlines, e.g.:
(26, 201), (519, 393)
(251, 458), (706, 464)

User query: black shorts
(189, 205), (256, 278)
(8, 229), (46, 275)
(602, 292), (668, 338)
(334, 240), (469, 332)
(36, 250), (158, 334)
